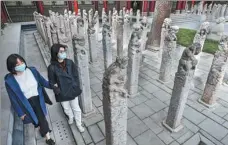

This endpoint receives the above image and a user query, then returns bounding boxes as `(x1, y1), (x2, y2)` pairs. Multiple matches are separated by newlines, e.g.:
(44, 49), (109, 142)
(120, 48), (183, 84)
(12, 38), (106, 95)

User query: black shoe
(46, 138), (55, 145)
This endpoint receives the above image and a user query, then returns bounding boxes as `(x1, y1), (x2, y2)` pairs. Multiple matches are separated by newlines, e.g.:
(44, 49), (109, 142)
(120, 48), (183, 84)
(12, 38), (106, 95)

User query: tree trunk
(146, 1), (172, 51)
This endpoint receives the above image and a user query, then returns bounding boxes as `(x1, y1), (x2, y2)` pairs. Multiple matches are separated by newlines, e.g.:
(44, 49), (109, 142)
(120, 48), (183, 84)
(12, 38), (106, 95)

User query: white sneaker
(76, 123), (85, 133)
(68, 118), (74, 125)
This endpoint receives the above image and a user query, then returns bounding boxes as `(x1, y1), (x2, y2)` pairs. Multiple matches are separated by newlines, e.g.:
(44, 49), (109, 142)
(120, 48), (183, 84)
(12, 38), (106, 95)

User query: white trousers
(61, 97), (82, 125)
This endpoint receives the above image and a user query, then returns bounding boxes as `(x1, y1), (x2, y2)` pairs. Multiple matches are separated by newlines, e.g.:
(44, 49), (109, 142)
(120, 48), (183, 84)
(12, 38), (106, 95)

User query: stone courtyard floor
(2, 23), (228, 145)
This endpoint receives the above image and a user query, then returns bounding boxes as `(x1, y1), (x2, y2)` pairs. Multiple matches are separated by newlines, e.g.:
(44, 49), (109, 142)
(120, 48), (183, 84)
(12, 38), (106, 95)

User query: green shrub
(176, 28), (219, 54)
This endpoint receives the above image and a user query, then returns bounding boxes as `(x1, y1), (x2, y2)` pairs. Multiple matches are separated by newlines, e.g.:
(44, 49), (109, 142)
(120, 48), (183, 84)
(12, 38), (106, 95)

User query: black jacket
(48, 59), (82, 102)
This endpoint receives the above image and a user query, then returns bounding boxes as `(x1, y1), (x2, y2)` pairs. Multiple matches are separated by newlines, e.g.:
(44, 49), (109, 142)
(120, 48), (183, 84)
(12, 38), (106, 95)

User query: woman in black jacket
(48, 44), (84, 132)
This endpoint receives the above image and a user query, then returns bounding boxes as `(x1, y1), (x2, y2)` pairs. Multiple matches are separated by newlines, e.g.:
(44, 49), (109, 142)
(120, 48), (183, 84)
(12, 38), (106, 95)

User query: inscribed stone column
(102, 23), (113, 70)
(103, 57), (129, 145)
(116, 15), (124, 58)
(108, 10), (112, 26)
(88, 23), (97, 63)
(112, 10), (117, 51)
(136, 9), (141, 24)
(146, 1), (172, 50)
(163, 43), (201, 132)
(82, 10), (90, 61)
(43, 16), (53, 48)
(72, 17), (95, 117)
(159, 26), (179, 83)
(199, 35), (228, 108)
(193, 22), (210, 61)
(94, 11), (99, 41)
(127, 24), (142, 97)
(88, 9), (93, 24)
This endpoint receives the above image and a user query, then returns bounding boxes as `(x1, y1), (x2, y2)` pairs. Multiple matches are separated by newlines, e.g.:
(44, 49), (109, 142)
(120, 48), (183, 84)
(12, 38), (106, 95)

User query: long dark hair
(6, 54), (27, 74)
(50, 43), (67, 62)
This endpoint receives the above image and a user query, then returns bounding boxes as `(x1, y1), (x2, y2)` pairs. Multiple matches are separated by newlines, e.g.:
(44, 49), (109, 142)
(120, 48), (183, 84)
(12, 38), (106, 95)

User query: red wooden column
(176, 0), (182, 13)
(142, 1), (148, 16)
(149, 1), (156, 16)
(191, 0), (195, 8)
(103, 0), (108, 12)
(73, 0), (78, 15)
(36, 1), (44, 15)
(126, 1), (131, 10)
(1, 1), (8, 23)
(68, 1), (73, 11)
(116, 1), (120, 11)
(94, 1), (98, 11)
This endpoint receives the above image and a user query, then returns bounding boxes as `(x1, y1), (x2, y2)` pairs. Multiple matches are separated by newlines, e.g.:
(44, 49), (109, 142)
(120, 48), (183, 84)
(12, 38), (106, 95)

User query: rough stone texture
(72, 18), (95, 116)
(147, 1), (172, 49)
(102, 23), (112, 70)
(164, 44), (201, 132)
(102, 57), (129, 145)
(123, 12), (131, 55)
(116, 14), (124, 58)
(140, 16), (148, 52)
(127, 24), (142, 97)
(88, 22), (97, 63)
(200, 35), (228, 107)
(160, 18), (172, 50)
(159, 25), (179, 83)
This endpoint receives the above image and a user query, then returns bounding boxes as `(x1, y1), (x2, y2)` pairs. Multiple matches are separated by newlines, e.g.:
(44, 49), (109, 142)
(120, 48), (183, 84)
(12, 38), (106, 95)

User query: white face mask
(58, 52), (67, 60)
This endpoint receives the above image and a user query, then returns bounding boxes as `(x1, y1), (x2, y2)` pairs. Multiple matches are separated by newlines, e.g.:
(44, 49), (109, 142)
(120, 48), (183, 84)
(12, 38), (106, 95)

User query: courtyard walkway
(2, 23), (228, 145)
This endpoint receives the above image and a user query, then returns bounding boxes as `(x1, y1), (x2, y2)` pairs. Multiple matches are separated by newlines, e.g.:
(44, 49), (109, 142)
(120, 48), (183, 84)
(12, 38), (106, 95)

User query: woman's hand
(20, 114), (26, 120)
(53, 86), (61, 95)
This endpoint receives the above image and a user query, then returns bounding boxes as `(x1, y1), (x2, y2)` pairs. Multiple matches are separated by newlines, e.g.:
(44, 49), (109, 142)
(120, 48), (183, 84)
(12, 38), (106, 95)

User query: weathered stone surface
(200, 35), (228, 107)
(159, 25), (179, 83)
(102, 57), (128, 145)
(72, 18), (95, 116)
(127, 24), (142, 97)
(102, 23), (112, 70)
(116, 14), (124, 58)
(163, 43), (201, 132)
(160, 18), (172, 50)
(88, 22), (97, 63)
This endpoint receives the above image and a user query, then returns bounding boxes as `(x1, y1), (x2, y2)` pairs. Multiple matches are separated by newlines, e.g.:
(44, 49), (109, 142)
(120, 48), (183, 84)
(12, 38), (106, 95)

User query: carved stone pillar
(199, 35), (228, 108)
(116, 14), (124, 58)
(43, 16), (53, 48)
(112, 9), (117, 51)
(73, 17), (95, 117)
(163, 43), (201, 132)
(160, 18), (172, 51)
(102, 23), (112, 70)
(127, 24), (142, 97)
(103, 57), (128, 145)
(88, 23), (97, 63)
(123, 13), (131, 55)
(159, 26), (179, 83)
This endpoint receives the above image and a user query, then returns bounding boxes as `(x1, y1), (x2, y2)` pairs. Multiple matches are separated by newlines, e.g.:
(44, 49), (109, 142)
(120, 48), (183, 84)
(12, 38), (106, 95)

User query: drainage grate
(52, 120), (74, 144)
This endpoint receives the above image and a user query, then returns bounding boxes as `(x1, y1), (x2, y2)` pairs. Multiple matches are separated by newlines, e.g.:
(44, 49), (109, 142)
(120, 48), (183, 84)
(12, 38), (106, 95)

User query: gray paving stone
(130, 94), (148, 105)
(95, 139), (106, 145)
(91, 83), (102, 93)
(224, 114), (228, 121)
(188, 93), (201, 102)
(134, 130), (165, 145)
(169, 141), (180, 145)
(127, 116), (149, 138)
(127, 134), (137, 145)
(140, 90), (155, 99)
(223, 121), (228, 129)
(213, 105), (228, 118)
(199, 118), (228, 140)
(182, 118), (199, 133)
(96, 91), (103, 100)
(131, 103), (155, 119)
(142, 83), (160, 94)
(143, 117), (163, 134)
(221, 134), (228, 145)
(152, 90), (171, 102)
(202, 110), (226, 124)
(128, 99), (136, 108)
(48, 104), (66, 122)
(176, 131), (194, 144)
(183, 106), (206, 125)
(199, 129), (224, 145)
(138, 77), (151, 86)
(90, 77), (101, 85)
(88, 124), (104, 143)
(97, 120), (105, 135)
(81, 128), (93, 145)
(145, 98), (167, 112)
(157, 130), (174, 144)
(150, 110), (167, 127)
(128, 109), (135, 119)
(170, 127), (189, 140)
(92, 96), (102, 107)
(186, 99), (205, 112)
(97, 106), (103, 115)
(84, 114), (103, 127)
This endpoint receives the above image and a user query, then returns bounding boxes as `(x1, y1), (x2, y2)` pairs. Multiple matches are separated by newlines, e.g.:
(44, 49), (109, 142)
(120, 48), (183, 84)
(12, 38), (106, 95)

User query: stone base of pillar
(157, 79), (171, 84)
(175, 10), (180, 14)
(129, 92), (140, 98)
(198, 98), (218, 109)
(142, 12), (148, 16)
(162, 120), (184, 133)
(149, 12), (154, 16)
(82, 109), (96, 118)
